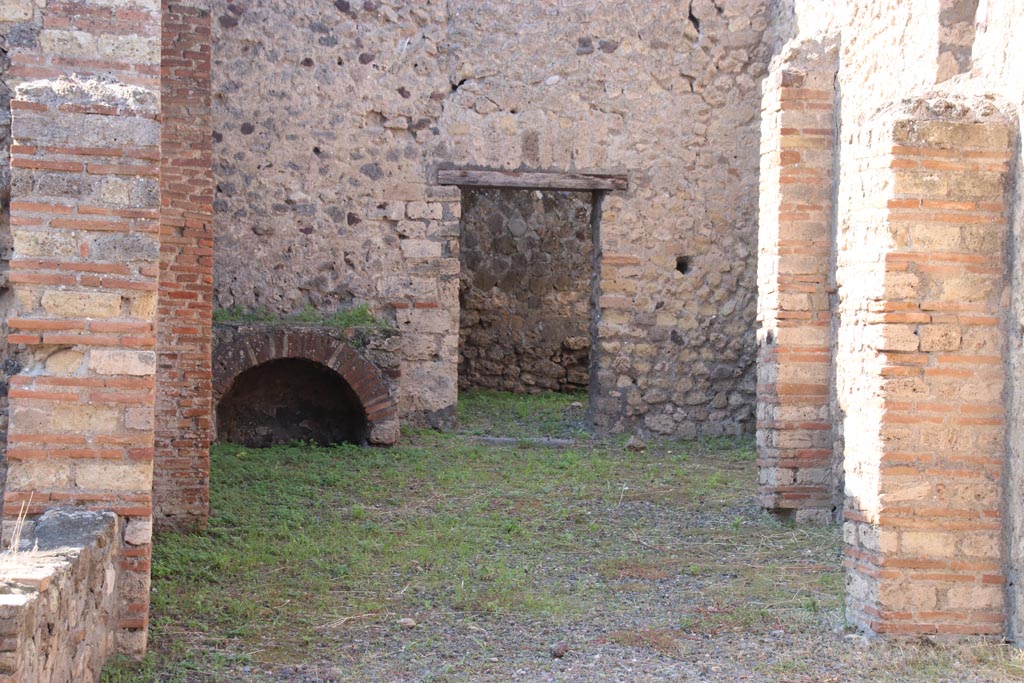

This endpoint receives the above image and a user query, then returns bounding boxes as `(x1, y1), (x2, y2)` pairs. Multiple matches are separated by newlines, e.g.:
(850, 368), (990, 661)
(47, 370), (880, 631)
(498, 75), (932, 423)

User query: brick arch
(212, 324), (400, 445)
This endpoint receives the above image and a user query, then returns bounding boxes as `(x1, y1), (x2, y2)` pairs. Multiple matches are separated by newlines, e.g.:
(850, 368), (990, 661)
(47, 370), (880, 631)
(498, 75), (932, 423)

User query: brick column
(154, 1), (214, 531)
(756, 40), (838, 524)
(841, 104), (1010, 636)
(3, 0), (161, 656)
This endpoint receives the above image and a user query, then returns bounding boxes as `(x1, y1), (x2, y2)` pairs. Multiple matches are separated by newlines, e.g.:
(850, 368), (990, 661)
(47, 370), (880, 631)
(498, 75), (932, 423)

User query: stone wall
(0, 0), (42, 504)
(0, 509), (122, 683)
(760, 0), (1023, 638)
(755, 38), (838, 523)
(459, 188), (592, 394)
(209, 0), (772, 437)
(831, 0), (1012, 638)
(968, 0), (1024, 646)
(839, 102), (1011, 637)
(2, 0), (162, 656)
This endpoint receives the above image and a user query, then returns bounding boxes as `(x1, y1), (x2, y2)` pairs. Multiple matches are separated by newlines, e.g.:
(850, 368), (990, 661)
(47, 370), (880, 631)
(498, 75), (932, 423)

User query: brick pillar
(841, 104), (1010, 636)
(756, 40), (838, 524)
(3, 0), (161, 656)
(154, 1), (213, 531)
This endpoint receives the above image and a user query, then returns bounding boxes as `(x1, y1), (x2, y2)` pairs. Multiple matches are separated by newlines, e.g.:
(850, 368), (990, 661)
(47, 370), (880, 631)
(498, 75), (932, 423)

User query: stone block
(130, 293), (158, 319)
(12, 404), (119, 434)
(940, 274), (997, 303)
(960, 531), (1001, 559)
(880, 581), (937, 612)
(919, 324), (961, 352)
(124, 519), (152, 546)
(0, 0), (32, 22)
(947, 584), (1003, 611)
(915, 121), (1010, 152)
(41, 291), (122, 319)
(7, 461), (73, 490)
(399, 239), (441, 259)
(75, 461), (151, 491)
(96, 34), (160, 65)
(98, 178), (159, 210)
(88, 350), (156, 376)
(900, 530), (958, 559)
(13, 230), (78, 258)
(45, 350), (85, 375)
(124, 406), (154, 431)
(89, 234), (160, 262)
(13, 110), (159, 148)
(875, 324), (919, 352)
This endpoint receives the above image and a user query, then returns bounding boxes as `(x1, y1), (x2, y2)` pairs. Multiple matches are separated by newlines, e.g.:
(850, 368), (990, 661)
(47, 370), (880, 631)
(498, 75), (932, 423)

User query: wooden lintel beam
(436, 169), (628, 192)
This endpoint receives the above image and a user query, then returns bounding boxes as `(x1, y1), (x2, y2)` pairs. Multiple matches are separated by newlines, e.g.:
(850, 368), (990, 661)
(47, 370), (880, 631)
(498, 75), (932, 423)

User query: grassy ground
(102, 390), (1024, 682)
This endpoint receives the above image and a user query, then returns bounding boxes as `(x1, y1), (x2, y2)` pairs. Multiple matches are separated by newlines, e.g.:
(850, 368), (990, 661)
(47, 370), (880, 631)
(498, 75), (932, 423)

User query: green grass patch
(103, 390), (844, 682)
(212, 303), (393, 332)
(455, 388), (590, 438)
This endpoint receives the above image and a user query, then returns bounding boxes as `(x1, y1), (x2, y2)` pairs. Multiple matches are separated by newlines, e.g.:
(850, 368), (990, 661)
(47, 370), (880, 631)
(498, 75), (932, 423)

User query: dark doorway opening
(216, 357), (368, 447)
(458, 187), (594, 394)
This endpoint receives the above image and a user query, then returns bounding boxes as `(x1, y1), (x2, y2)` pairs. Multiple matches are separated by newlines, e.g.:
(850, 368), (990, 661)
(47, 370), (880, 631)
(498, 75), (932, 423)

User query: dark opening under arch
(216, 357), (369, 447)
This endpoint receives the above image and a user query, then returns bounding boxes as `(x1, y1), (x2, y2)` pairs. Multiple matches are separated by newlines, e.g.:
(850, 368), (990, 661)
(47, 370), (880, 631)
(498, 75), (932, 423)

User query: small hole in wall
(675, 256), (691, 275)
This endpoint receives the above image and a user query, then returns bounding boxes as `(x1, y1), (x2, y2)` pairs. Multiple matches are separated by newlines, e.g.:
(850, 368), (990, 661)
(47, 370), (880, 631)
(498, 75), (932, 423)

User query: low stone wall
(0, 508), (121, 683)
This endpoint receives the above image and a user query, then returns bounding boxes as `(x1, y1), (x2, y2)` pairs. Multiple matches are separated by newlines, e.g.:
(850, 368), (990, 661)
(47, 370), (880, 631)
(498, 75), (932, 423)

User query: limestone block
(124, 519), (153, 546)
(13, 230), (78, 258)
(410, 309), (456, 335)
(880, 582), (937, 612)
(947, 584), (1003, 611)
(959, 531), (1001, 559)
(41, 291), (122, 319)
(91, 0), (159, 8)
(89, 233), (159, 262)
(900, 530), (958, 559)
(38, 30), (96, 58)
(919, 324), (961, 352)
(399, 239), (441, 259)
(130, 292), (158, 319)
(99, 178), (160, 209)
(124, 406), (154, 431)
(45, 350), (85, 375)
(940, 274), (997, 303)
(914, 121), (1011, 151)
(12, 403), (120, 434)
(7, 461), (73, 490)
(0, 0), (32, 22)
(97, 34), (160, 65)
(88, 349), (156, 376)
(368, 419), (400, 446)
(875, 324), (919, 352)
(75, 461), (151, 491)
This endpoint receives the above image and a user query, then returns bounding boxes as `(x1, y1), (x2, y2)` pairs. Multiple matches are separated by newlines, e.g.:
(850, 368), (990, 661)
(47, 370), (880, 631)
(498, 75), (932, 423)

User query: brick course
(154, 0), (214, 532)
(756, 39), (839, 524)
(3, 0), (162, 657)
(840, 107), (1011, 636)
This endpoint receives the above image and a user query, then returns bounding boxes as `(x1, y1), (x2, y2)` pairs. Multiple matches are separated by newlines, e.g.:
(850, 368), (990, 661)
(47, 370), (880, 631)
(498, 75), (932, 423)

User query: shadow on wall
(216, 358), (369, 447)
(0, 37), (15, 500)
